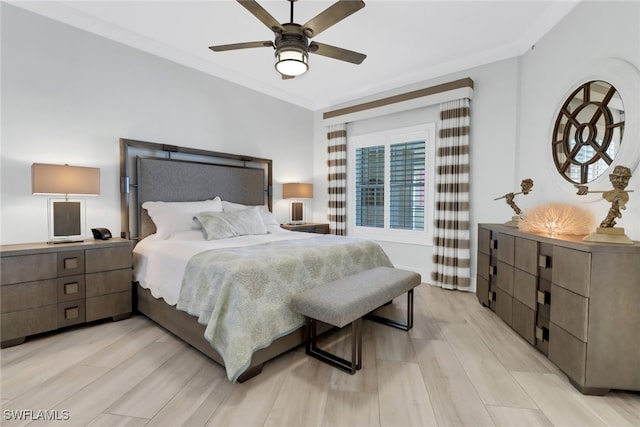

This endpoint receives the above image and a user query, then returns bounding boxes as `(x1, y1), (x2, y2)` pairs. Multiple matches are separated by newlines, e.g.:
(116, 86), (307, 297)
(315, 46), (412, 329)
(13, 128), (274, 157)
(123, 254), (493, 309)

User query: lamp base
(583, 227), (634, 245)
(290, 201), (305, 223)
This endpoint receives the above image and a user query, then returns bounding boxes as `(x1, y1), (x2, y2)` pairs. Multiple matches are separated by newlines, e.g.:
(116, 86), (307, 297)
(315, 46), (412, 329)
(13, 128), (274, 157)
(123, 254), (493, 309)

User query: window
(389, 141), (425, 230)
(349, 124), (435, 244)
(355, 145), (384, 228)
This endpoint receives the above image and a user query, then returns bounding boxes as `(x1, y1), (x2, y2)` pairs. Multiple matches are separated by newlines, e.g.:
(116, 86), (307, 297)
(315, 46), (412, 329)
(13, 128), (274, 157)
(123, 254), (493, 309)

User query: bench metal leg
(366, 289), (414, 331)
(306, 317), (362, 374)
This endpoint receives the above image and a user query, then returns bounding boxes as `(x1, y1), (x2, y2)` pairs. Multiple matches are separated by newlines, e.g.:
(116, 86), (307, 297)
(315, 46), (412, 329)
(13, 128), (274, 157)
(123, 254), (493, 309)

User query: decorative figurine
(575, 165), (634, 244)
(494, 178), (534, 226)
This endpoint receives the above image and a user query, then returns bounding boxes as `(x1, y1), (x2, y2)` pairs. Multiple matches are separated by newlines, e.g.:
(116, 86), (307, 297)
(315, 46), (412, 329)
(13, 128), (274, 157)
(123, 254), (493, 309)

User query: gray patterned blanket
(176, 235), (393, 382)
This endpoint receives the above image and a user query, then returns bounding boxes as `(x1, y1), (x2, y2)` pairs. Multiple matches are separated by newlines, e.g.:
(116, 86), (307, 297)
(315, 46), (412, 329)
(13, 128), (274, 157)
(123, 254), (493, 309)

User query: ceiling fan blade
(303, 0), (365, 38)
(209, 41), (274, 52)
(309, 42), (366, 64)
(281, 74), (295, 80)
(237, 0), (284, 33)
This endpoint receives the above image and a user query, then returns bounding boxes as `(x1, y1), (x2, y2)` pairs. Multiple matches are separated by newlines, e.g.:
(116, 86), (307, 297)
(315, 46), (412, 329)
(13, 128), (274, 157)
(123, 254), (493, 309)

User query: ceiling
(12, 0), (579, 111)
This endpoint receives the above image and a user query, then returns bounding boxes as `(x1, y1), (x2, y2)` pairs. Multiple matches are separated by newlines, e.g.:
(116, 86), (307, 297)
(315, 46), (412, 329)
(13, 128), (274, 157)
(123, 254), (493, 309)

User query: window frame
(348, 123), (436, 245)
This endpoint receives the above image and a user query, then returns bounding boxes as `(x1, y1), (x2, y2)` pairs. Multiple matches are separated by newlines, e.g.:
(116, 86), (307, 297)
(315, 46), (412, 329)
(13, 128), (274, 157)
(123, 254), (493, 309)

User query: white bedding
(133, 227), (317, 305)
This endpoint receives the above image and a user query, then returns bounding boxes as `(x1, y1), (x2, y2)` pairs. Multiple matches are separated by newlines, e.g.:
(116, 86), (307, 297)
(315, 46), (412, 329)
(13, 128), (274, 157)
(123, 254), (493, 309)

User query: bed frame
(120, 138), (314, 381)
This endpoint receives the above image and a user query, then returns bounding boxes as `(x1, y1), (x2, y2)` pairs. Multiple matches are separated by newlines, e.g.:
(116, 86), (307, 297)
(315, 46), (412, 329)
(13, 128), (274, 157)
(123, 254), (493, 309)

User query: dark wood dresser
(476, 223), (640, 395)
(1, 238), (133, 347)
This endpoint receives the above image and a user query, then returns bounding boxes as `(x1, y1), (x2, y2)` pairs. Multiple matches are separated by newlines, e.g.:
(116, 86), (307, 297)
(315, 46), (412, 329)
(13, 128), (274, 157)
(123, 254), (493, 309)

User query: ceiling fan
(209, 0), (367, 79)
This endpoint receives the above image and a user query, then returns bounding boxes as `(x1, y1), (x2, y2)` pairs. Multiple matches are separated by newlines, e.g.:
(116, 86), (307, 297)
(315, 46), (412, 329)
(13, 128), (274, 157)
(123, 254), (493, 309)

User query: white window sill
(349, 227), (433, 247)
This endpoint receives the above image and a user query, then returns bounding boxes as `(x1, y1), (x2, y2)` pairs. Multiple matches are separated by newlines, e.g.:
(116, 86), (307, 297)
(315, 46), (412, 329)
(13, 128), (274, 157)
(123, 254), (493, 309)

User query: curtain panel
(432, 99), (471, 290)
(327, 124), (347, 235)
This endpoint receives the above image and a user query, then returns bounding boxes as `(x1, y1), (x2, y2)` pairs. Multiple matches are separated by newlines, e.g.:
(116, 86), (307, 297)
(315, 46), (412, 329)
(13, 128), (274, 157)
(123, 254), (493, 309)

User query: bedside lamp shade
(32, 163), (100, 243)
(32, 163), (100, 196)
(283, 183), (313, 199)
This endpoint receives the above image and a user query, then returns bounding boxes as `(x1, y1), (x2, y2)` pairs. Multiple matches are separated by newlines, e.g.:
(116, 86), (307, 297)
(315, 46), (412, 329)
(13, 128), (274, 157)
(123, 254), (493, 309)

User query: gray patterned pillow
(194, 206), (268, 240)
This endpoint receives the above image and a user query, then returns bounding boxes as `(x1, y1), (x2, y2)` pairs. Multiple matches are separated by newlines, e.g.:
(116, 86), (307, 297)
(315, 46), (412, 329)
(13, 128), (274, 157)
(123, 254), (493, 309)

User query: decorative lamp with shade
(31, 163), (100, 243)
(283, 182), (313, 224)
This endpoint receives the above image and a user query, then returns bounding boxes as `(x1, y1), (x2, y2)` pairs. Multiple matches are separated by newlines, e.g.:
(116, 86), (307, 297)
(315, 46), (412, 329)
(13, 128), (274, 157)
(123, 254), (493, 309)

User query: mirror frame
(552, 80), (624, 184)
(548, 58), (640, 197)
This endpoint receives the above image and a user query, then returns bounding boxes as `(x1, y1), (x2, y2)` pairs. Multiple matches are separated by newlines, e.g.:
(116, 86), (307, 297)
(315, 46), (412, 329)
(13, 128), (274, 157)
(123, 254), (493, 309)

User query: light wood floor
(1, 284), (639, 426)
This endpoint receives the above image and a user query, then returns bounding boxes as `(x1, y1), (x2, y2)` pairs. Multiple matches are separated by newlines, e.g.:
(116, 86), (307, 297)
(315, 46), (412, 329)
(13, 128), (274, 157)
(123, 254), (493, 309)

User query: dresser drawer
(494, 287), (513, 326)
(496, 261), (514, 296)
(86, 291), (131, 322)
(497, 233), (515, 265)
(477, 251), (490, 281)
(1, 279), (57, 312)
(1, 253), (57, 285)
(1, 305), (57, 341)
(515, 237), (538, 275)
(86, 246), (132, 273)
(311, 224), (330, 234)
(513, 268), (537, 310)
(58, 300), (86, 328)
(512, 299), (535, 345)
(478, 227), (491, 255)
(57, 250), (85, 277)
(476, 275), (490, 306)
(86, 269), (132, 298)
(549, 322), (587, 386)
(552, 246), (591, 297)
(550, 284), (588, 341)
(57, 275), (86, 303)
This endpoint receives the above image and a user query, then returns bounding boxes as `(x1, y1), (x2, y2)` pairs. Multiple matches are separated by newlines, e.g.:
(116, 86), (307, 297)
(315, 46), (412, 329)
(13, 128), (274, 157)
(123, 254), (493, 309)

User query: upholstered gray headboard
(120, 138), (272, 242)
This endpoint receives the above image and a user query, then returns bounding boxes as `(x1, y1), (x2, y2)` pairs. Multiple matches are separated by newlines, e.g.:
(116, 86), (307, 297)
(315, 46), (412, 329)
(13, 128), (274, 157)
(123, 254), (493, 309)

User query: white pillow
(257, 206), (279, 227)
(195, 206), (268, 240)
(221, 200), (248, 212)
(221, 200), (279, 227)
(142, 197), (222, 239)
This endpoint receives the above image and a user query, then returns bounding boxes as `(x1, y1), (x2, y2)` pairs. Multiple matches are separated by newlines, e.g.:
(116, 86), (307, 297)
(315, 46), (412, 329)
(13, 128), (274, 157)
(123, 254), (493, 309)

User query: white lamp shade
(275, 48), (308, 76)
(32, 163), (100, 195)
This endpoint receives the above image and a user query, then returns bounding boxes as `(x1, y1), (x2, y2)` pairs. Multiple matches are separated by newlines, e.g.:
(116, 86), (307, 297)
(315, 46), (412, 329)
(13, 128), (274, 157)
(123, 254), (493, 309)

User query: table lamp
(32, 163), (100, 243)
(283, 183), (313, 224)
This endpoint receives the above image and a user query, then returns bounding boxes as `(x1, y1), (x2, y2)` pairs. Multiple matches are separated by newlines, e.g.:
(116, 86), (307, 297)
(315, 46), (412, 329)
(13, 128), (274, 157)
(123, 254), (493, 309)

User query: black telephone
(91, 227), (112, 240)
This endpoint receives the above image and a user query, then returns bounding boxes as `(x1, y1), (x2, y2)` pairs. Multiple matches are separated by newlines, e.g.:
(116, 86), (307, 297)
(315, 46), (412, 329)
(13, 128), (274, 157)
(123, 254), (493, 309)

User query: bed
(120, 138), (393, 382)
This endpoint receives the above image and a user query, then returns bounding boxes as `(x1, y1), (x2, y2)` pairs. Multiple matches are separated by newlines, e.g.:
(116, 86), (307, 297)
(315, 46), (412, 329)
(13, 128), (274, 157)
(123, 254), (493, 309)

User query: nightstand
(281, 223), (330, 234)
(1, 238), (133, 347)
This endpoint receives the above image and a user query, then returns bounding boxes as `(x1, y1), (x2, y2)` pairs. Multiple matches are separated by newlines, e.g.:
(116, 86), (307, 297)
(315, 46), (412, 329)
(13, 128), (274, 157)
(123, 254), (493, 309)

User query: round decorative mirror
(552, 80), (625, 184)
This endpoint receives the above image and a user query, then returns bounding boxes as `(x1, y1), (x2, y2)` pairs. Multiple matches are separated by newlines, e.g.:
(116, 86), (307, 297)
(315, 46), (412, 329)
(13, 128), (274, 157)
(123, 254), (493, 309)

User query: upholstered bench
(290, 266), (421, 374)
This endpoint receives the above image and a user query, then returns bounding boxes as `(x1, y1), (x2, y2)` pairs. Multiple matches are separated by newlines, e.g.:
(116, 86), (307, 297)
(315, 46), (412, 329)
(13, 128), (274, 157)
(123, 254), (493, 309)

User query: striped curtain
(432, 98), (471, 290)
(327, 124), (347, 235)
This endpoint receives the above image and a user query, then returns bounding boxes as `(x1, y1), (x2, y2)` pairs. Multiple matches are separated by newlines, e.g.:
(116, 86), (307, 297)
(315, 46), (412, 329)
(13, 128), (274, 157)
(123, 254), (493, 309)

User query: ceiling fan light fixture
(275, 47), (308, 77)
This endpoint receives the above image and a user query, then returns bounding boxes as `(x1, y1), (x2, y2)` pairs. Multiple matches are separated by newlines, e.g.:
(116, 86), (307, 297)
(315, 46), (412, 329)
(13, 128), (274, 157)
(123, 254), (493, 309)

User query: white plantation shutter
(390, 141), (425, 231)
(355, 140), (426, 232)
(355, 145), (384, 228)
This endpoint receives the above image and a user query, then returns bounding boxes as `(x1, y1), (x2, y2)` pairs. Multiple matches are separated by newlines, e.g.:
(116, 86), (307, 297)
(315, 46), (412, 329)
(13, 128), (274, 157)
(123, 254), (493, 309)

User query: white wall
(0, 4), (314, 245)
(312, 57), (521, 283)
(312, 0), (640, 286)
(518, 0), (640, 239)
